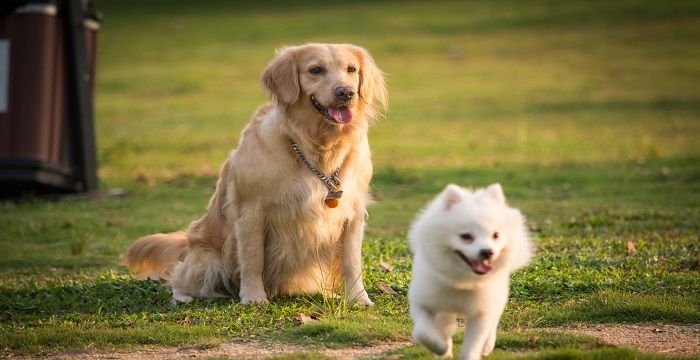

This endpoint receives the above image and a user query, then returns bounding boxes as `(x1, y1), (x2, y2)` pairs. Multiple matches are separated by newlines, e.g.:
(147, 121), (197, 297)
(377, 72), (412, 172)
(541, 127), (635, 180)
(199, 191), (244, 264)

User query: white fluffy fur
(408, 183), (533, 360)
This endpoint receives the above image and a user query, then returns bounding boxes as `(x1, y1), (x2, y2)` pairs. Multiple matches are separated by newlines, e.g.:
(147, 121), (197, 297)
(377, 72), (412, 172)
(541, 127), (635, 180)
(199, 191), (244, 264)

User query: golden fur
(124, 44), (387, 305)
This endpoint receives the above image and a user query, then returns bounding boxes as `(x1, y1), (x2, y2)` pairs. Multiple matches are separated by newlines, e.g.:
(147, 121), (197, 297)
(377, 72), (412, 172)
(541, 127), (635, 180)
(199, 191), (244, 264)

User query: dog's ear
(486, 183), (506, 204)
(443, 184), (463, 210)
(262, 47), (300, 106)
(348, 45), (388, 119)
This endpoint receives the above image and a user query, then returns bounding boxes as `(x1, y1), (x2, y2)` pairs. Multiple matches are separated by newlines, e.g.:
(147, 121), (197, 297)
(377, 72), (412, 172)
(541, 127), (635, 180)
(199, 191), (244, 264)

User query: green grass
(1, 0), (699, 358)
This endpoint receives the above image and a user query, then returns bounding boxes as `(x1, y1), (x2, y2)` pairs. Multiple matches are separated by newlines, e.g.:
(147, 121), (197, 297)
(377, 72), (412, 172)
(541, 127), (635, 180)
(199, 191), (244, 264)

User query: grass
(1, 0), (699, 358)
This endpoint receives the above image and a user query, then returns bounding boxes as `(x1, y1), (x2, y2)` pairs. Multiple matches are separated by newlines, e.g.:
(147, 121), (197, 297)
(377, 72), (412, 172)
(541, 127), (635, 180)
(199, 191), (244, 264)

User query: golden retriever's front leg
(235, 204), (268, 305)
(341, 217), (373, 307)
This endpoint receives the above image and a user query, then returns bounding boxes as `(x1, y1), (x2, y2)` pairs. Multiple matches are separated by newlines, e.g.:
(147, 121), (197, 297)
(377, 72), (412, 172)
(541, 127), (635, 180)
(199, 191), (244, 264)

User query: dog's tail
(123, 231), (188, 281)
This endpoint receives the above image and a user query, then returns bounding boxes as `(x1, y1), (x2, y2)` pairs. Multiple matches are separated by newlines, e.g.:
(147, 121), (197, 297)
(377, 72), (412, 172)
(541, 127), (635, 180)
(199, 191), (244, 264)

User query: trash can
(0, 0), (100, 198)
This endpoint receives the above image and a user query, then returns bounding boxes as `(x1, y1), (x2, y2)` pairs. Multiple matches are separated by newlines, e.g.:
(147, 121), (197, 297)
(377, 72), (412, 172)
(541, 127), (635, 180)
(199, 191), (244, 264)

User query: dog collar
(289, 139), (343, 208)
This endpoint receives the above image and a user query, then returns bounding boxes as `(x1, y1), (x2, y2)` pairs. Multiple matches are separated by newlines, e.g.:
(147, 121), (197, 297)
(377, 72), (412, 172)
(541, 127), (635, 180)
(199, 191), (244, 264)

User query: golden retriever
(124, 44), (387, 306)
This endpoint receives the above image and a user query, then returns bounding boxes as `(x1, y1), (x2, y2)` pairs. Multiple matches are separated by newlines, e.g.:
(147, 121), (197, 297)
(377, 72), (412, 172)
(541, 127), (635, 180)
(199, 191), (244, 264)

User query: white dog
(408, 183), (533, 359)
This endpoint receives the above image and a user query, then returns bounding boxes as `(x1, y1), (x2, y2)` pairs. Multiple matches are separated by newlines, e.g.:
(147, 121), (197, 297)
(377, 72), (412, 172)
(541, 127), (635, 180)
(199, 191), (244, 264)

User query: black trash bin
(0, 0), (100, 198)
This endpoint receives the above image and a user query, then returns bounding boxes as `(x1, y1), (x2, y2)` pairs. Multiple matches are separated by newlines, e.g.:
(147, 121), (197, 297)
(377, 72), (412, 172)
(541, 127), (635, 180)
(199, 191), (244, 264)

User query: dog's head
(262, 44), (387, 127)
(410, 183), (533, 280)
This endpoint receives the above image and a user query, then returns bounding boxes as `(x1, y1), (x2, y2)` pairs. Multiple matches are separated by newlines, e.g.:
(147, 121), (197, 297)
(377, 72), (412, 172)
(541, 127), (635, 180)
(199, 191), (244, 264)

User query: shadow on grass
(0, 278), (173, 323)
(276, 312), (410, 347)
(549, 290), (700, 325)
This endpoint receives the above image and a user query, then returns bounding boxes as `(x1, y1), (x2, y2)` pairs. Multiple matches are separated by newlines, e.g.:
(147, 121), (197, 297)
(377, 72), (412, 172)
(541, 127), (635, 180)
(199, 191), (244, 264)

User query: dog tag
(325, 190), (343, 208)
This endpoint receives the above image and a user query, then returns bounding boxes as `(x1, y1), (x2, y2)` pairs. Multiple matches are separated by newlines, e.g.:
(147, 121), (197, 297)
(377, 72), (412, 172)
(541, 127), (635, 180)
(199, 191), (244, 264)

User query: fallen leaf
(379, 260), (394, 272)
(371, 190), (385, 201)
(626, 241), (638, 255)
(295, 313), (317, 325)
(310, 311), (323, 320)
(106, 219), (122, 228)
(377, 282), (398, 296)
(529, 335), (539, 345)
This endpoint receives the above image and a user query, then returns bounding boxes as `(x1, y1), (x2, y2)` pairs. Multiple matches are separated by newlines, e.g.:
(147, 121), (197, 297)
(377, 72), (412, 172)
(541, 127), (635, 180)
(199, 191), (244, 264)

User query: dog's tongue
(328, 108), (352, 124)
(470, 260), (493, 275)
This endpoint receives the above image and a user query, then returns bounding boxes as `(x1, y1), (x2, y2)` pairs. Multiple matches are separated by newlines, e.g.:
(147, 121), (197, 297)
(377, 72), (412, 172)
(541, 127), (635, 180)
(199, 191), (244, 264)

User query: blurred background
(91, 0), (699, 226)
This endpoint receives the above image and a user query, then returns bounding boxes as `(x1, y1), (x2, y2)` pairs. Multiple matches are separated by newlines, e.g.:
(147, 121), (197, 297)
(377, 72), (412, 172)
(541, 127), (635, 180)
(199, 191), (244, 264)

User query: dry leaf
(310, 311), (323, 320)
(529, 335), (539, 345)
(371, 190), (385, 201)
(295, 313), (317, 325)
(626, 241), (638, 255)
(377, 282), (398, 296)
(379, 260), (394, 272)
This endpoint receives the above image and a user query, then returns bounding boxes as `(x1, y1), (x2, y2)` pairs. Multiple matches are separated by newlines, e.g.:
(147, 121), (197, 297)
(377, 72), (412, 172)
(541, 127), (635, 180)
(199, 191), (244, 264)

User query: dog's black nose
(334, 86), (355, 101)
(479, 249), (494, 260)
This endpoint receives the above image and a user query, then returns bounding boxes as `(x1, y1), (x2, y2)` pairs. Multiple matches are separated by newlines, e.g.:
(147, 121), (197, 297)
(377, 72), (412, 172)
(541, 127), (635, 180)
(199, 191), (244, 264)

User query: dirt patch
(558, 323), (700, 356)
(35, 340), (412, 360)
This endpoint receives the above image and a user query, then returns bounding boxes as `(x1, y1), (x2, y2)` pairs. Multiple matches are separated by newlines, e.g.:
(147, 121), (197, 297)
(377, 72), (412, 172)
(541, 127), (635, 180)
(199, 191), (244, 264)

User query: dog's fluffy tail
(123, 231), (188, 281)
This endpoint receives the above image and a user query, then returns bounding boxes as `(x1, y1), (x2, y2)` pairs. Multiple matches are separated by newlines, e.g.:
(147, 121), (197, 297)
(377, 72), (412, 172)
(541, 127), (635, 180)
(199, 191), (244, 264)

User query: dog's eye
(493, 232), (499, 240)
(347, 65), (357, 74)
(309, 66), (324, 75)
(459, 233), (474, 242)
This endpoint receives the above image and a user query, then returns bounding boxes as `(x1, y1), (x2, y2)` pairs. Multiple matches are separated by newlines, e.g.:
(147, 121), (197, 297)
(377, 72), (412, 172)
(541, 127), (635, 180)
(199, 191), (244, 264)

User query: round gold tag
(325, 198), (339, 208)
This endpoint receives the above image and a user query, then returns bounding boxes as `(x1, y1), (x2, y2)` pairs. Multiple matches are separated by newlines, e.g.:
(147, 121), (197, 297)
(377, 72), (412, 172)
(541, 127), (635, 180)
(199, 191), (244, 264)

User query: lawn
(1, 0), (699, 358)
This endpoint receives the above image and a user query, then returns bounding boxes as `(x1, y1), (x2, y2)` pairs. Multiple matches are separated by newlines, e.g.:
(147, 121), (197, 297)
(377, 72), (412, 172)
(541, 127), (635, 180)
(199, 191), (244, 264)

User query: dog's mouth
(310, 95), (353, 125)
(455, 250), (493, 275)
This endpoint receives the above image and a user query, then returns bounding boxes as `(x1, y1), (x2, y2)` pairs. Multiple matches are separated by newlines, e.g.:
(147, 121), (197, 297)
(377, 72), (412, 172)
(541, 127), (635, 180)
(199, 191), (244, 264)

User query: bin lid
(15, 3), (57, 16)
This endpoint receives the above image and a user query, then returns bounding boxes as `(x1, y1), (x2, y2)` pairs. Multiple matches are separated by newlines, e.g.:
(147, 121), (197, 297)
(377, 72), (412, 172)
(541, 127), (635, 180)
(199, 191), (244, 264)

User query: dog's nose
(334, 86), (355, 101)
(479, 249), (494, 260)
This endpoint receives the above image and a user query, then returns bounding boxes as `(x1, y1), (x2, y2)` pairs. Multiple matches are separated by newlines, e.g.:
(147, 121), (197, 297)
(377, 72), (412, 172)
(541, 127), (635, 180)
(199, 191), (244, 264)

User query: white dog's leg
(435, 312), (457, 358)
(481, 321), (499, 356)
(411, 305), (450, 356)
(235, 204), (268, 305)
(458, 312), (500, 360)
(340, 218), (373, 307)
(482, 288), (508, 356)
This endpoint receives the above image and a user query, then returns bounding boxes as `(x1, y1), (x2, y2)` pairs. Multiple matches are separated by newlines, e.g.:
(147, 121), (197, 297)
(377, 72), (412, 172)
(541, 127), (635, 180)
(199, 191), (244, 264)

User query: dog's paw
(413, 328), (449, 357)
(240, 296), (269, 305)
(481, 338), (496, 356)
(171, 288), (194, 304)
(239, 287), (269, 305)
(350, 290), (374, 307)
(481, 329), (497, 356)
(436, 338), (453, 359)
